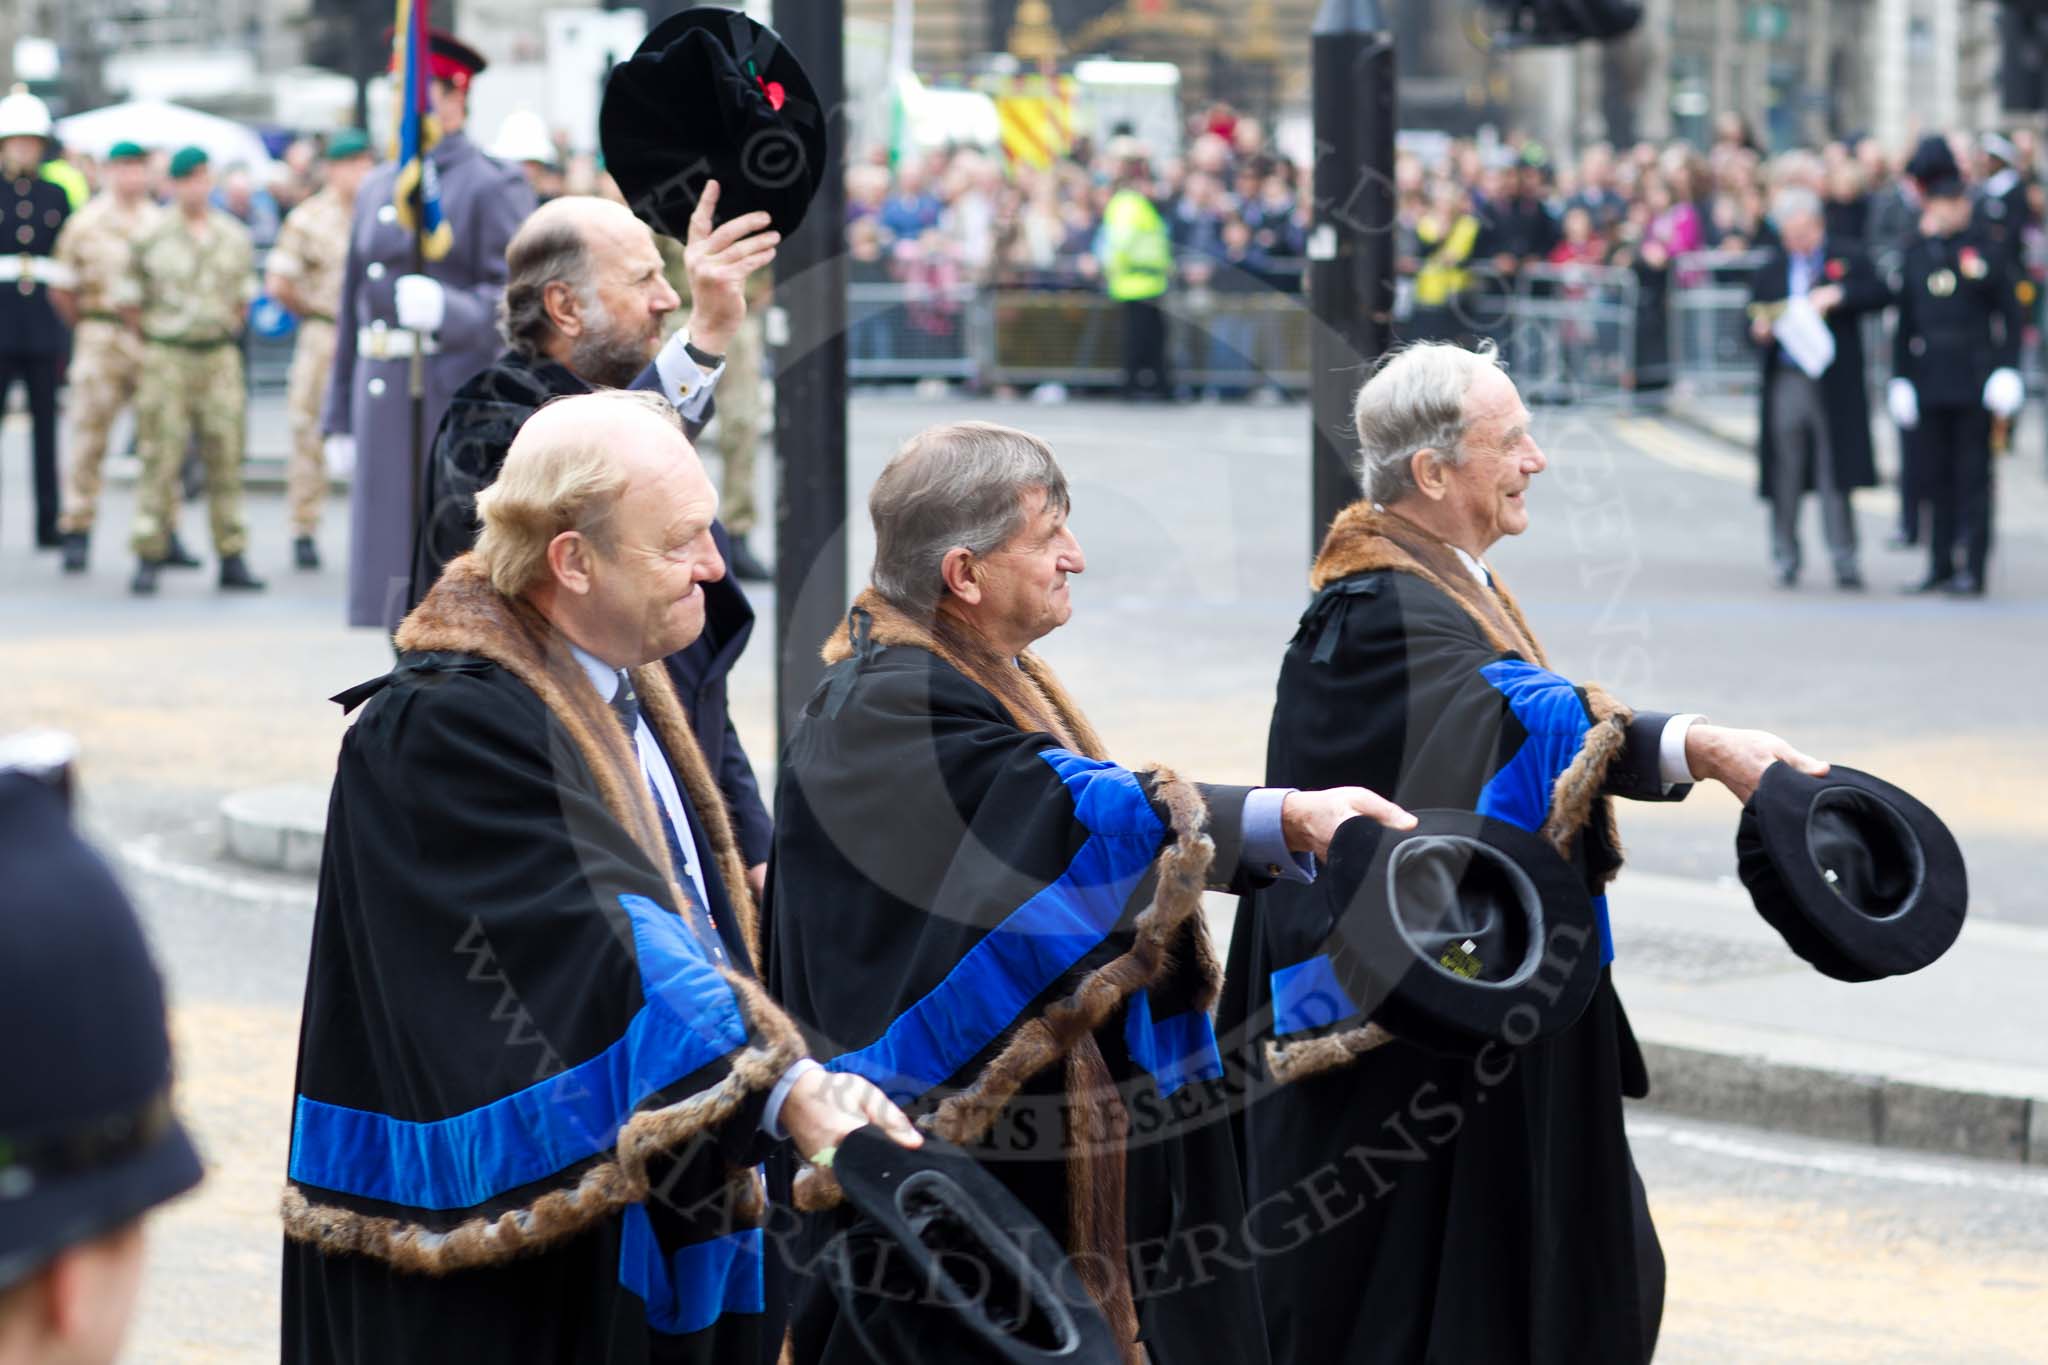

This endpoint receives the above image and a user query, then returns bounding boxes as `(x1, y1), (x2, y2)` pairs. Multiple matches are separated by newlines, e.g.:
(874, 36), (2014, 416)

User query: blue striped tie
(610, 671), (724, 962)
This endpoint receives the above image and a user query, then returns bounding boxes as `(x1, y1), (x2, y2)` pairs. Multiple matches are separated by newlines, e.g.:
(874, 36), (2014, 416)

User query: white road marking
(1629, 1116), (2048, 1197)
(118, 825), (314, 910)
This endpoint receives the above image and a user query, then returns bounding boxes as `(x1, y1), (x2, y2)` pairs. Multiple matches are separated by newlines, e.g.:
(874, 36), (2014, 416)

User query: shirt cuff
(1241, 787), (1316, 884)
(653, 329), (725, 426)
(1659, 714), (1705, 787)
(761, 1057), (823, 1139)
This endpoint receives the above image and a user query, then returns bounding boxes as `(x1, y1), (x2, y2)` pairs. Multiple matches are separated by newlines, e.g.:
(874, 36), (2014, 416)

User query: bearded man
(767, 420), (1413, 1364)
(411, 183), (781, 889)
(1224, 341), (1829, 1365)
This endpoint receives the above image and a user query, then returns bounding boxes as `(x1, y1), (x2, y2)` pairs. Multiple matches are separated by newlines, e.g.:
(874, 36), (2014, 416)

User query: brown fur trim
(1065, 1035), (1141, 1361)
(791, 1161), (843, 1213)
(1263, 1023), (1397, 1086)
(394, 556), (737, 951)
(281, 979), (805, 1274)
(1310, 503), (1545, 664)
(1543, 684), (1631, 889)
(822, 590), (1093, 755)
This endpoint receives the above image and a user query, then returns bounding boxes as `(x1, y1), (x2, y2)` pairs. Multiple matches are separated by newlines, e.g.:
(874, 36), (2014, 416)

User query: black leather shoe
(1902, 573), (1953, 595)
(1885, 532), (1918, 551)
(218, 554), (267, 592)
(293, 535), (320, 571)
(1835, 568), (1866, 591)
(59, 533), (88, 574)
(162, 532), (202, 569)
(1945, 572), (1984, 597)
(727, 537), (772, 582)
(130, 559), (161, 596)
(1774, 565), (1798, 589)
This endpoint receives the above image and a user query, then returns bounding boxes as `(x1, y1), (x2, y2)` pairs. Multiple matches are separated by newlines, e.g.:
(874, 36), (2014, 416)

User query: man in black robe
(767, 420), (1412, 1365)
(409, 184), (780, 883)
(282, 392), (918, 1365)
(1223, 342), (1829, 1365)
(1747, 186), (1888, 590)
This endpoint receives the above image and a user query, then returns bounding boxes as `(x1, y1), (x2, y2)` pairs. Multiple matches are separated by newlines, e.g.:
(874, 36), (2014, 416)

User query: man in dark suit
(0, 89), (71, 548)
(1748, 186), (1890, 590)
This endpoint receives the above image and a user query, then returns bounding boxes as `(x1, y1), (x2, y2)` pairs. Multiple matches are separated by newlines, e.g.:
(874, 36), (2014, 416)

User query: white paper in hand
(1772, 296), (1836, 380)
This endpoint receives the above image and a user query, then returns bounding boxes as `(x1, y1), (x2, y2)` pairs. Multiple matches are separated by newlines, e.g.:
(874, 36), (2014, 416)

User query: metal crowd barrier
(1666, 249), (1770, 396)
(1503, 264), (1639, 406)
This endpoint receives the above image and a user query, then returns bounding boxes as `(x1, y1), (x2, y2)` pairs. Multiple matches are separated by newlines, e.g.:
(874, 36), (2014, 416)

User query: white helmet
(489, 109), (557, 167)
(0, 85), (52, 141)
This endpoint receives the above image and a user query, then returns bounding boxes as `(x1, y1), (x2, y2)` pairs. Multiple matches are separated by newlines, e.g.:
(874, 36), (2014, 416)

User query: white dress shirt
(568, 645), (817, 1138)
(1448, 547), (1700, 787)
(650, 330), (725, 426)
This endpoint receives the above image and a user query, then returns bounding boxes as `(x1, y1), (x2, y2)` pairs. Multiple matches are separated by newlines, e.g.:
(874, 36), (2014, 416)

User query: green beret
(167, 146), (208, 180)
(324, 130), (371, 161)
(106, 140), (146, 163)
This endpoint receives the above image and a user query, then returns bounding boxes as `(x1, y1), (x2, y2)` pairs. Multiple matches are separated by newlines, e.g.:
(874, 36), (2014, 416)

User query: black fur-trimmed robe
(1220, 506), (1690, 1365)
(766, 593), (1272, 1365)
(281, 555), (803, 1365)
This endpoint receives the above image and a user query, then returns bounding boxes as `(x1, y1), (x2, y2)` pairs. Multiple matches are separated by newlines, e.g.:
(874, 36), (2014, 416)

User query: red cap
(385, 27), (488, 91)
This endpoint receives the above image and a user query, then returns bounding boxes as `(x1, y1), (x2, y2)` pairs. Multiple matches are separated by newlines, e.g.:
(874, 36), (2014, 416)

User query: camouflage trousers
(705, 311), (762, 538)
(130, 340), (248, 561)
(285, 319), (335, 536)
(58, 320), (147, 534)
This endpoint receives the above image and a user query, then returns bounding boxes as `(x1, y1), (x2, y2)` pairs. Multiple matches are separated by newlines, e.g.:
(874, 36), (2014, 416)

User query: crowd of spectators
(836, 101), (2046, 398)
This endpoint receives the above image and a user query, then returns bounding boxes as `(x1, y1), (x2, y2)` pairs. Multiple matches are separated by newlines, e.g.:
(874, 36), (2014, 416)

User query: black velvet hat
(1736, 763), (1966, 982)
(1325, 809), (1604, 1055)
(600, 6), (826, 239)
(820, 1127), (1122, 1365)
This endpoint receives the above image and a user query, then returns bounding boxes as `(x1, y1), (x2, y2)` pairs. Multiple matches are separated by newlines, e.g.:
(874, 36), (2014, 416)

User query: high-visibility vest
(1102, 189), (1171, 301)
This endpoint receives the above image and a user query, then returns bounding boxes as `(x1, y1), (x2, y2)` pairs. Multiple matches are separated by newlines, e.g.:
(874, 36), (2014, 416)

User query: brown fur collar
(282, 556), (803, 1273)
(822, 589), (1109, 758)
(1312, 502), (1547, 663)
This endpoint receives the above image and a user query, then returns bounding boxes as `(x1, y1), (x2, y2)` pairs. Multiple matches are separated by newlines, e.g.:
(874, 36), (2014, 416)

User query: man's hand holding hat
(678, 178), (779, 357)
(1684, 723), (1829, 805)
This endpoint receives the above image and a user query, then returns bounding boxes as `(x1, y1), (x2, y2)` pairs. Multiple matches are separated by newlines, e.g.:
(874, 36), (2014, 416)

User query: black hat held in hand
(1736, 762), (1966, 983)
(1325, 809), (1605, 1056)
(600, 6), (826, 239)
(820, 1126), (1122, 1365)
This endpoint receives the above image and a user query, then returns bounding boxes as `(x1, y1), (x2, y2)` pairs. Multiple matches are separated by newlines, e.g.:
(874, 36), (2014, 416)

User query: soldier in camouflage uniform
(117, 146), (264, 596)
(266, 130), (373, 570)
(50, 139), (162, 573)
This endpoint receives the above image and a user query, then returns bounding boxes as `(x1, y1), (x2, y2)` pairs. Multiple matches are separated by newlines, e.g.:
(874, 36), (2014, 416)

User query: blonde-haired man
(282, 390), (916, 1364)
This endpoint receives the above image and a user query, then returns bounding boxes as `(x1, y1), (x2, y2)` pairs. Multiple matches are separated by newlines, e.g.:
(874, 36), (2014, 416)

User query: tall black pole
(1309, 0), (1396, 555)
(772, 0), (848, 744)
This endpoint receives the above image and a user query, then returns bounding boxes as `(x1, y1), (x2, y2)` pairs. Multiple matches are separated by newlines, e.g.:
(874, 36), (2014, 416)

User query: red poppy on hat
(1960, 246), (1986, 277)
(384, 26), (488, 91)
(1825, 259), (1845, 282)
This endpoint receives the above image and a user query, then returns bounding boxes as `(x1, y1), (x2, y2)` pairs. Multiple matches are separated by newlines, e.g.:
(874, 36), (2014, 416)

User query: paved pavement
(4, 388), (2046, 1359)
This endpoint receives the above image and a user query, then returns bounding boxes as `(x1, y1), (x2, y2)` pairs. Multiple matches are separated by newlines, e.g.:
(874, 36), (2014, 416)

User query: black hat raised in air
(600, 6), (826, 239)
